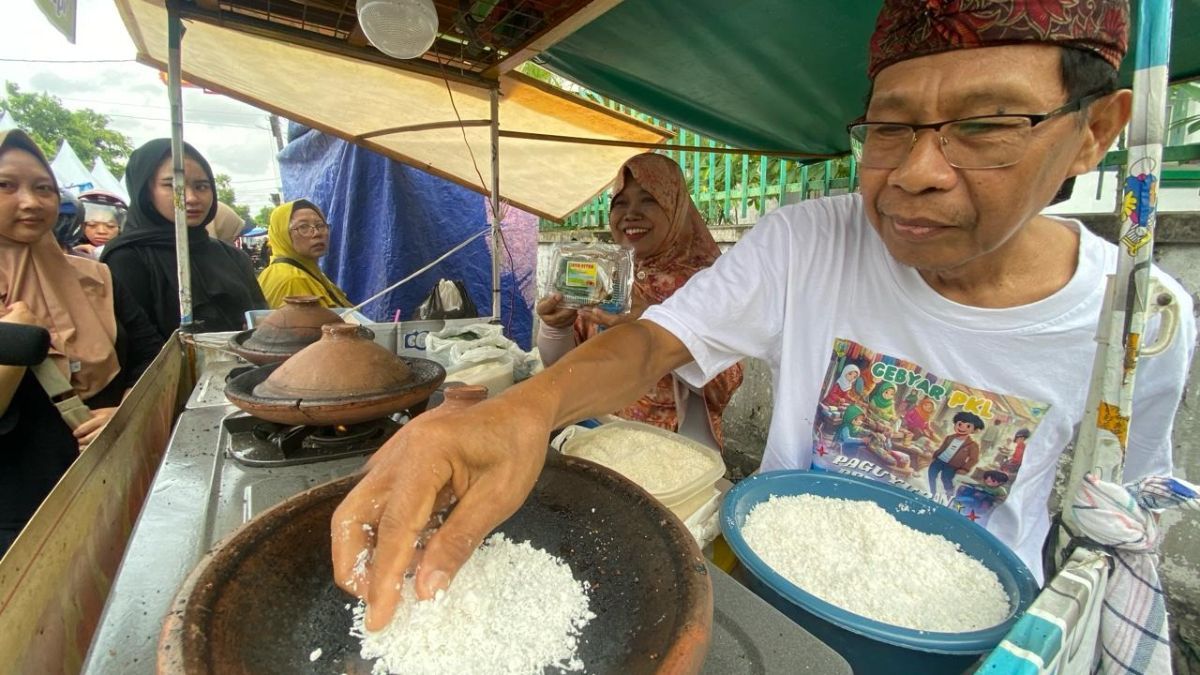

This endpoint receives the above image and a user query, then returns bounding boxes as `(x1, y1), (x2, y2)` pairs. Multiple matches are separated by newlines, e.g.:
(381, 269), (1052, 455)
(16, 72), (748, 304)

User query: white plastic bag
(425, 323), (517, 370)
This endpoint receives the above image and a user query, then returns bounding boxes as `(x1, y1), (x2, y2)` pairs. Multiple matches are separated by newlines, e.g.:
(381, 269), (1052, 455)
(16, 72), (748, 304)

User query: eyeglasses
(290, 221), (329, 237)
(847, 92), (1107, 170)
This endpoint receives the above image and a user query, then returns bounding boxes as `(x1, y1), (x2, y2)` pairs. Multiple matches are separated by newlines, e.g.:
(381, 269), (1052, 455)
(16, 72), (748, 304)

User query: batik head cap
(868, 0), (1129, 80)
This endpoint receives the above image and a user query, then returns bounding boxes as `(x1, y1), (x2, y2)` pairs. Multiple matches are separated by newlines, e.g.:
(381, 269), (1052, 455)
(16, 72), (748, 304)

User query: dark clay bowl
(223, 357), (445, 426)
(158, 454), (713, 675)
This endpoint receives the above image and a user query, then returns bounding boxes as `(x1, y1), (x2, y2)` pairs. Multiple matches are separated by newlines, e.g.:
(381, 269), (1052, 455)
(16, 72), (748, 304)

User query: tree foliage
(255, 205), (275, 227)
(1, 82), (134, 177)
(214, 173), (251, 220)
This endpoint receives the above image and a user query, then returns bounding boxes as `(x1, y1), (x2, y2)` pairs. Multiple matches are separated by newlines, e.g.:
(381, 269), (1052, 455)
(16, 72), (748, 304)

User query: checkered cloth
(1074, 474), (1199, 674)
(979, 474), (1197, 674)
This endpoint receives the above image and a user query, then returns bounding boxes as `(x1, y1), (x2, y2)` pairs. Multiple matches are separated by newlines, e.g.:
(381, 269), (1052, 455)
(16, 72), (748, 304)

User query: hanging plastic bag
(415, 279), (479, 320)
(425, 323), (512, 368)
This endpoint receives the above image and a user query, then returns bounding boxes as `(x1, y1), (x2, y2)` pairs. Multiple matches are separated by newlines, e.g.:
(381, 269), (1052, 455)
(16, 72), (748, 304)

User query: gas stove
(225, 414), (400, 467)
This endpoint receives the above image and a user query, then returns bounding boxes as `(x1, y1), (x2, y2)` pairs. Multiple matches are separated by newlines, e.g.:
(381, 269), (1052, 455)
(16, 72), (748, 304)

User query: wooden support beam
(482, 0), (623, 78)
(347, 24), (368, 48)
(355, 119), (492, 141)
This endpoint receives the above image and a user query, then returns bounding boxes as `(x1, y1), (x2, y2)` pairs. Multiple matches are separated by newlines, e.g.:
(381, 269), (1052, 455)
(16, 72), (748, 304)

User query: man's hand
(331, 394), (550, 632)
(536, 292), (578, 330)
(1, 301), (42, 328)
(330, 320), (693, 633)
(75, 407), (117, 448)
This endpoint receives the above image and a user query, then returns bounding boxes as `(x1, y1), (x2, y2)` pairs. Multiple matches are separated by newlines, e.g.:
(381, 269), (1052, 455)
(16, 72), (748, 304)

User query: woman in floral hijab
(537, 153), (743, 447)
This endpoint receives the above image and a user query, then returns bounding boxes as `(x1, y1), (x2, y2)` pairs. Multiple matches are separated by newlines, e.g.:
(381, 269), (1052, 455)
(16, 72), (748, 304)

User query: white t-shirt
(644, 193), (1195, 582)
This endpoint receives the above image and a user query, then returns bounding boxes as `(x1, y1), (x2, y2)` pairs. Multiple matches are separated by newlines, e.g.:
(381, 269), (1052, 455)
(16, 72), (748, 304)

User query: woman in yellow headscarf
(257, 200), (352, 308)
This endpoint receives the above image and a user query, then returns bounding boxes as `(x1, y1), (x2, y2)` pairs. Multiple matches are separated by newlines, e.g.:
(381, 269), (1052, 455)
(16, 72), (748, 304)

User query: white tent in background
(50, 140), (98, 194)
(0, 110), (17, 132)
(91, 157), (129, 203)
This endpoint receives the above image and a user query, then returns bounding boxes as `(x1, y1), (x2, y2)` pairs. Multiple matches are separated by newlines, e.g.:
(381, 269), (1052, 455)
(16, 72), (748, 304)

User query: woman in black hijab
(101, 139), (265, 336)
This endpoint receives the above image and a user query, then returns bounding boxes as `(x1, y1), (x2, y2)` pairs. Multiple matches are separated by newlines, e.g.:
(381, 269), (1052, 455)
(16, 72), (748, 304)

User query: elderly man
(335, 0), (1195, 630)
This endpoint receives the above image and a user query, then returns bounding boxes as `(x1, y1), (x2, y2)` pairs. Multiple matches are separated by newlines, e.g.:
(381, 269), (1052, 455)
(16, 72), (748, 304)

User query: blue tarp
(277, 127), (534, 349)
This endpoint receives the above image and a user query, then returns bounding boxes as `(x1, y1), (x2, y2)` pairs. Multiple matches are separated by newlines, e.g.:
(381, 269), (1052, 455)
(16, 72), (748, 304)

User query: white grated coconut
(351, 533), (595, 675)
(570, 427), (710, 493)
(741, 494), (1010, 632)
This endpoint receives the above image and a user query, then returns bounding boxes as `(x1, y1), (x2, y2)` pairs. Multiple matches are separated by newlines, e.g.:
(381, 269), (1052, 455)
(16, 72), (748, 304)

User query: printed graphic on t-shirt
(812, 338), (1050, 526)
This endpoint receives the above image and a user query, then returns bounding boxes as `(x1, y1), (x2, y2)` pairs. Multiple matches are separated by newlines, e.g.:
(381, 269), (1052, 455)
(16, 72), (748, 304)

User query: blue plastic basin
(721, 471), (1038, 674)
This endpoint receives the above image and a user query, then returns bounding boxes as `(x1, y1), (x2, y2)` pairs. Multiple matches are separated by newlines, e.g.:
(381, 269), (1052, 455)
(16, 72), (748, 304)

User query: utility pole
(268, 114), (285, 152)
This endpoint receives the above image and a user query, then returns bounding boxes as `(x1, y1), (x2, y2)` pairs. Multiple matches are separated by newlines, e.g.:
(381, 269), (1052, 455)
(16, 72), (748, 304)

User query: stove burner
(250, 421), (390, 455)
(308, 424), (387, 447)
(227, 415), (400, 467)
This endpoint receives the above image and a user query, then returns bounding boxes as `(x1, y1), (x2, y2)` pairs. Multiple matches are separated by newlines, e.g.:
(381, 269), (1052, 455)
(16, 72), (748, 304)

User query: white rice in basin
(741, 494), (1010, 632)
(351, 533), (595, 675)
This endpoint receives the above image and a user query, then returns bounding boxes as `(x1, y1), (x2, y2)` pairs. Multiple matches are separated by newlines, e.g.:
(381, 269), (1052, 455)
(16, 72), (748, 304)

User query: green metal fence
(542, 96), (859, 230)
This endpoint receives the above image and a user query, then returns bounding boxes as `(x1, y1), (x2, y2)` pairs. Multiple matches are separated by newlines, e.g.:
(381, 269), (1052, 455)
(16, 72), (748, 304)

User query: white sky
(1, 0), (281, 209)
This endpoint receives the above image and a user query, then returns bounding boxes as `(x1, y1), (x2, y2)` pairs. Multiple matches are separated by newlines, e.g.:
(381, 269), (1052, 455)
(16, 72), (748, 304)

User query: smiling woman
(0, 130), (161, 556)
(256, 199), (351, 309)
(100, 138), (266, 336)
(536, 153), (743, 449)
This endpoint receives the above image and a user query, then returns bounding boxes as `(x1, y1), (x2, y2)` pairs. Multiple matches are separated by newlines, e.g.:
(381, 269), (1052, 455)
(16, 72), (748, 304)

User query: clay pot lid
(253, 323), (411, 399)
(244, 296), (343, 352)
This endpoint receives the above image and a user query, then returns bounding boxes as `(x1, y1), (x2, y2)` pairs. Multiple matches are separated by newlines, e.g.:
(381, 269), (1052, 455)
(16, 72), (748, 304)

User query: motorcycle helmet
(55, 189), (86, 248)
(77, 189), (128, 209)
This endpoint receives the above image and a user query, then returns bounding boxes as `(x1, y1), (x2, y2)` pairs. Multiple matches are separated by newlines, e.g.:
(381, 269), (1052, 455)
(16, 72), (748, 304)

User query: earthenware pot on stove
(223, 323), (445, 426)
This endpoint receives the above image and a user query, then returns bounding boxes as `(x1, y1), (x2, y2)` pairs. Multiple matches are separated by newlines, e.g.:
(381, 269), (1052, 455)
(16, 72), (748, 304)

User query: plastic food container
(546, 242), (635, 313)
(561, 420), (725, 520)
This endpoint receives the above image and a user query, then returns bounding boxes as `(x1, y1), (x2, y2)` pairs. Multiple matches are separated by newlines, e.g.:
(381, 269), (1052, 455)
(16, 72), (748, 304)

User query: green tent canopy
(541, 0), (1200, 157)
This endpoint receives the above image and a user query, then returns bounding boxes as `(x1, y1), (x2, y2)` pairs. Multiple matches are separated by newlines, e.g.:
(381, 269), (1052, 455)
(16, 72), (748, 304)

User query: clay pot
(228, 296), (344, 365)
(428, 383), (488, 414)
(255, 323), (410, 398)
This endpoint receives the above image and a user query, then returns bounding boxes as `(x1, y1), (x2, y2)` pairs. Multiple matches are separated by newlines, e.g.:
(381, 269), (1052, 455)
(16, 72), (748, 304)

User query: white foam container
(445, 359), (514, 397)
(561, 420), (725, 520)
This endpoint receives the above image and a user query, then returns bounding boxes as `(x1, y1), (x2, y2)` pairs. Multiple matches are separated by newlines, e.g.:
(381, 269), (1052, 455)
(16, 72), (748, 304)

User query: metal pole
(1062, 0), (1173, 533)
(489, 86), (502, 322)
(167, 9), (194, 331)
